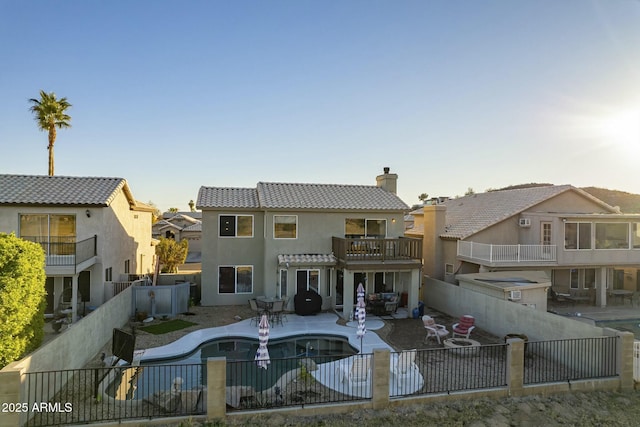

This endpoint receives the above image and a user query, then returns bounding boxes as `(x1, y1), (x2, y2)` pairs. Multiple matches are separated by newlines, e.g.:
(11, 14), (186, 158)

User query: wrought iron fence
(226, 353), (370, 411)
(390, 344), (508, 397)
(523, 337), (618, 384)
(23, 364), (204, 427)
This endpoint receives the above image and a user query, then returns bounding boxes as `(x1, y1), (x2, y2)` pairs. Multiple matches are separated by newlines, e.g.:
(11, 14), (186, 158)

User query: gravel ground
(85, 305), (640, 427)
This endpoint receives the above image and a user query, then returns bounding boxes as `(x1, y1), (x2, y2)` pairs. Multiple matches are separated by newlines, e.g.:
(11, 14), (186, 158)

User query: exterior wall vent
(509, 290), (522, 301)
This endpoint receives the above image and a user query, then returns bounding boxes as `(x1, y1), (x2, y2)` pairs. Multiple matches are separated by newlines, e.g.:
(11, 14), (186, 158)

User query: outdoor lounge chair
(423, 315), (449, 344)
(343, 356), (371, 396)
(452, 315), (476, 339)
(392, 349), (420, 392)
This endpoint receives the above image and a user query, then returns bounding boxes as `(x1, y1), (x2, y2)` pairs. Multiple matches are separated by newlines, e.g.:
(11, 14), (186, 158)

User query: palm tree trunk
(48, 125), (56, 176)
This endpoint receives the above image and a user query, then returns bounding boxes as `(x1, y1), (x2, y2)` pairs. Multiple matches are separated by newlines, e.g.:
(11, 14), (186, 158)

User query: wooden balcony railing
(332, 237), (422, 262)
(21, 235), (97, 266)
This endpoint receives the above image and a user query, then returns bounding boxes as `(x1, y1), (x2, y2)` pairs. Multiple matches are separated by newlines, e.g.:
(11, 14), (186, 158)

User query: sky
(1, 0), (639, 212)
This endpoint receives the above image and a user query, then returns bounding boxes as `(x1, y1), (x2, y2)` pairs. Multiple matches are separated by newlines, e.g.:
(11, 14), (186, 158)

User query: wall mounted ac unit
(508, 290), (522, 301)
(519, 218), (531, 227)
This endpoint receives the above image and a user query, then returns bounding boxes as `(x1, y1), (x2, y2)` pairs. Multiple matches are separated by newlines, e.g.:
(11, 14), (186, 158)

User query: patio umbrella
(255, 314), (270, 370)
(356, 283), (366, 352)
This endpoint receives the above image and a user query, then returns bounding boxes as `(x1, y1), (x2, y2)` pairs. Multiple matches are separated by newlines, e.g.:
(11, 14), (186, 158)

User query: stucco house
(407, 185), (640, 307)
(196, 168), (423, 318)
(152, 212), (202, 264)
(0, 174), (156, 321)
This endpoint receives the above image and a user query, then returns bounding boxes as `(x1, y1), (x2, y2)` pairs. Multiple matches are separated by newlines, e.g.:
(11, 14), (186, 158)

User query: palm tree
(28, 90), (72, 176)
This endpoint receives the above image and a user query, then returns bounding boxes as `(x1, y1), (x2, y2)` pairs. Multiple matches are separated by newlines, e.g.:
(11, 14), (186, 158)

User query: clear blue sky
(1, 0), (639, 212)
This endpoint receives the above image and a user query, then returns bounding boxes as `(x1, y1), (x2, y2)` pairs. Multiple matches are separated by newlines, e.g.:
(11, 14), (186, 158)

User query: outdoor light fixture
(86, 209), (91, 218)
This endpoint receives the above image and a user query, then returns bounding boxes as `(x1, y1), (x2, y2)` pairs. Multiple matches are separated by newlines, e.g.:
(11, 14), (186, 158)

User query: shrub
(0, 233), (47, 368)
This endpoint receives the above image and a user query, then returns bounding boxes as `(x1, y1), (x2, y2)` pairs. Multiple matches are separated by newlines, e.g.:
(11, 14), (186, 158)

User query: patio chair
(248, 299), (262, 326)
(392, 349), (420, 392)
(269, 299), (284, 326)
(423, 315), (449, 344)
(452, 315), (476, 339)
(350, 356), (371, 392)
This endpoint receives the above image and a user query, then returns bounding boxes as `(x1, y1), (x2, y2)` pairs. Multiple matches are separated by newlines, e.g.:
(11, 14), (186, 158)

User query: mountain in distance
(488, 183), (640, 214)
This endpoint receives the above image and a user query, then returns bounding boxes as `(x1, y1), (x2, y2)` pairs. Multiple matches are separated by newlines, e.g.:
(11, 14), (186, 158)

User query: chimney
(376, 167), (398, 194)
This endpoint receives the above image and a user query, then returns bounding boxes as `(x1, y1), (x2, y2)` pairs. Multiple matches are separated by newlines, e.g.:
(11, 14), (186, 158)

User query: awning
(277, 253), (337, 266)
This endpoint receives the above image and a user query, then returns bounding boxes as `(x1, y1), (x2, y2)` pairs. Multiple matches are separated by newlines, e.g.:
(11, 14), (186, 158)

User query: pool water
(108, 334), (357, 399)
(596, 319), (640, 339)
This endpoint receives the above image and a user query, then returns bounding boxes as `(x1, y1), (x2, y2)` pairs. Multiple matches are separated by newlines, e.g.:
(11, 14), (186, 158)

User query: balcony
(457, 241), (557, 267)
(21, 235), (97, 267)
(332, 237), (422, 268)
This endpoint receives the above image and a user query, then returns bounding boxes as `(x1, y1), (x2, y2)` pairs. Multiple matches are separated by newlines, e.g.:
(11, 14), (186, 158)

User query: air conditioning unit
(519, 218), (531, 227)
(508, 290), (522, 301)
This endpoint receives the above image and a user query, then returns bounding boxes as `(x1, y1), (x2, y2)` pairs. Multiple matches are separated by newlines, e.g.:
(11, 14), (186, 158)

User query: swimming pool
(596, 319), (640, 340)
(107, 334), (358, 400)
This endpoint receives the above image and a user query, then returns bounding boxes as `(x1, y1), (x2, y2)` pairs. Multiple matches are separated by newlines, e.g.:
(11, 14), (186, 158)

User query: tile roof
(277, 253), (337, 265)
(197, 187), (259, 208)
(0, 174), (127, 206)
(440, 185), (618, 239)
(197, 182), (408, 211)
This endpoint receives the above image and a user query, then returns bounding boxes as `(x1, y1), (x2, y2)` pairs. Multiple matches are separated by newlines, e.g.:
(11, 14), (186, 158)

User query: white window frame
(218, 214), (254, 238)
(274, 215), (298, 239)
(296, 269), (320, 294)
(218, 265), (253, 294)
(345, 218), (387, 238)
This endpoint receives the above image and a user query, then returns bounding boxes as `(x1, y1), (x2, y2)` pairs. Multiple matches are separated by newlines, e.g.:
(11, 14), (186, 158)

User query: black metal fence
(524, 337), (618, 384)
(390, 344), (508, 397)
(23, 364), (204, 427)
(19, 337), (621, 425)
(226, 353), (371, 411)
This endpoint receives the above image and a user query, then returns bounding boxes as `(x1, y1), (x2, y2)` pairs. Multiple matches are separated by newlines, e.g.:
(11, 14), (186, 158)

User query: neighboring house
(152, 213), (202, 263)
(196, 168), (423, 318)
(407, 185), (640, 307)
(0, 175), (156, 321)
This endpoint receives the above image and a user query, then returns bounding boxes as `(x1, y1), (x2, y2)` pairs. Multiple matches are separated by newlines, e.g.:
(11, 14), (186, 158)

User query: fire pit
(443, 338), (480, 355)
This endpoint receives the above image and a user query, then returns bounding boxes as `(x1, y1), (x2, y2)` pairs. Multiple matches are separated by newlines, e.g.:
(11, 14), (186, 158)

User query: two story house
(152, 212), (202, 264)
(407, 185), (640, 307)
(196, 168), (423, 318)
(0, 175), (156, 321)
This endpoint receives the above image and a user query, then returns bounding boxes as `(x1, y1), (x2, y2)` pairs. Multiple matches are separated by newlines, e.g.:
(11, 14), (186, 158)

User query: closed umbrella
(255, 314), (270, 369)
(356, 283), (366, 352)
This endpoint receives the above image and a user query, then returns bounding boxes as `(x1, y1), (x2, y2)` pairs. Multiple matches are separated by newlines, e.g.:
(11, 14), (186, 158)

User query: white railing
(457, 241), (557, 264)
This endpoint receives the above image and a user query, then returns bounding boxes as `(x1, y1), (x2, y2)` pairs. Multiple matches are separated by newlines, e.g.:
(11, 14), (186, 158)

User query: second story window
(219, 215), (253, 238)
(274, 215), (297, 239)
(595, 223), (629, 249)
(564, 222), (591, 250)
(345, 218), (387, 239)
(634, 223), (640, 249)
(20, 214), (76, 255)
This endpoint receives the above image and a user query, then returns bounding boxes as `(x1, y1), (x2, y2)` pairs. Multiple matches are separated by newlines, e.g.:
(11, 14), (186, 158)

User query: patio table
(609, 290), (633, 305)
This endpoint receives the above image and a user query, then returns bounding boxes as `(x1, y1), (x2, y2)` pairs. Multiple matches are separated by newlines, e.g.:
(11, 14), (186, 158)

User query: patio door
(541, 222), (552, 254)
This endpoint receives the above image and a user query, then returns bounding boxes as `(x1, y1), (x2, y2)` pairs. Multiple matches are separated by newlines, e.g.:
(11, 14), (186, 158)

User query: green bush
(0, 233), (47, 368)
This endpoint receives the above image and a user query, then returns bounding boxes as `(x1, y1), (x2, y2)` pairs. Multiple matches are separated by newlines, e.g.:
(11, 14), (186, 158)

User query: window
(345, 218), (387, 238)
(584, 269), (596, 289)
(445, 263), (454, 275)
(564, 222), (591, 250)
(105, 267), (112, 282)
(634, 224), (640, 249)
(19, 214), (76, 254)
(296, 269), (319, 294)
(274, 215), (297, 239)
(595, 223), (629, 249)
(570, 269), (579, 289)
(218, 266), (253, 294)
(219, 215), (253, 237)
(124, 260), (130, 274)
